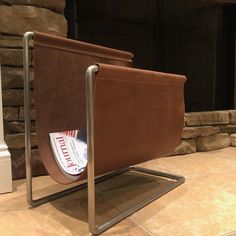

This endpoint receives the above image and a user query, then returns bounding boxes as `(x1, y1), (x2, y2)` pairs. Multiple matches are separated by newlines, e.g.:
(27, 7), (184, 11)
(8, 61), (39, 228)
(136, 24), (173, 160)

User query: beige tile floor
(1, 147), (236, 236)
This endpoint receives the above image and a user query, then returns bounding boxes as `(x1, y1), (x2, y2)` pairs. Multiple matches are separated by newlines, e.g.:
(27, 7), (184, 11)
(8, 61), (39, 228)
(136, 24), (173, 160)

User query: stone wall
(0, 0), (67, 179)
(173, 110), (236, 155)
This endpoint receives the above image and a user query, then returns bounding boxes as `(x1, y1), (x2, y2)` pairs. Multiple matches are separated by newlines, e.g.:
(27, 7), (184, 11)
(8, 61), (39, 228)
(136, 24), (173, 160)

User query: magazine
(49, 129), (87, 176)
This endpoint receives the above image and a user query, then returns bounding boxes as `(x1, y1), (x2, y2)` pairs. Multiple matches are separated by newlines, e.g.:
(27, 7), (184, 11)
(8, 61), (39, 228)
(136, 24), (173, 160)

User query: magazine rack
(23, 32), (186, 235)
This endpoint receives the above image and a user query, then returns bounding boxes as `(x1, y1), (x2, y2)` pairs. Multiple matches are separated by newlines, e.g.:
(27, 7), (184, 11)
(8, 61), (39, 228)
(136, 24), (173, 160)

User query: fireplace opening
(65, 0), (236, 112)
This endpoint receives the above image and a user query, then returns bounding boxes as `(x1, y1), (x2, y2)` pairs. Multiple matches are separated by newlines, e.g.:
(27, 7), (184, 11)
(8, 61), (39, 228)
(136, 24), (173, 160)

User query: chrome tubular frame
(86, 65), (98, 233)
(23, 32), (34, 205)
(86, 65), (185, 235)
(23, 32), (89, 206)
(24, 32), (185, 235)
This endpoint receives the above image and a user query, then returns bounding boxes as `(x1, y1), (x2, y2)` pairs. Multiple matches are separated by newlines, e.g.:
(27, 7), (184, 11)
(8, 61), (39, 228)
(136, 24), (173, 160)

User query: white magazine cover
(49, 129), (87, 176)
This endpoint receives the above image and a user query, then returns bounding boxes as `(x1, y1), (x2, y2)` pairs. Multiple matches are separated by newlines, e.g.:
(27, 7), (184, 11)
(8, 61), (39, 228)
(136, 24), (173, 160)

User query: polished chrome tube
(23, 31), (34, 205)
(86, 65), (99, 234)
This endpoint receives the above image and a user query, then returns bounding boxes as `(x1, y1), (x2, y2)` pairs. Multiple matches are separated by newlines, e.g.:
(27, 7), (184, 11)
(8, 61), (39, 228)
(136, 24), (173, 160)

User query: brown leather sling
(33, 32), (186, 184)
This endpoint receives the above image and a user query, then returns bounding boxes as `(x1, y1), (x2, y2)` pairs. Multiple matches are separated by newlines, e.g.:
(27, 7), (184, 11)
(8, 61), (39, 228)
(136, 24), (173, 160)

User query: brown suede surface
(33, 31), (186, 184)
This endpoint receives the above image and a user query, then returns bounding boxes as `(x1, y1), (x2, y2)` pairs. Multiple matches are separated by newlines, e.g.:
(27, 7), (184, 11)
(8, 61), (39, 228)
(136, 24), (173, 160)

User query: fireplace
(65, 0), (236, 112)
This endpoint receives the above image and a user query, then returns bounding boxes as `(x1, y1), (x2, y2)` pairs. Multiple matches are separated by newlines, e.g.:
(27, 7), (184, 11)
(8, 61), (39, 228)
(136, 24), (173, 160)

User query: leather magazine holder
(23, 31), (186, 234)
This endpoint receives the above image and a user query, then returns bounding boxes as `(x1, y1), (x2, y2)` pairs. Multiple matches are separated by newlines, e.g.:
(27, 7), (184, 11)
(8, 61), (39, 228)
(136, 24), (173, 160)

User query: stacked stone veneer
(0, 0), (67, 179)
(173, 110), (236, 155)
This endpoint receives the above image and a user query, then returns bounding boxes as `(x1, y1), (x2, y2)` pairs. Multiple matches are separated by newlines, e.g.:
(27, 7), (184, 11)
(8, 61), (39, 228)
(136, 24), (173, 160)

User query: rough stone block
(229, 110), (236, 125)
(184, 113), (187, 127)
(219, 125), (236, 134)
(3, 107), (18, 121)
(2, 89), (24, 106)
(3, 119), (10, 135)
(1, 66), (33, 89)
(196, 133), (230, 151)
(185, 111), (229, 126)
(172, 139), (196, 155)
(0, 48), (33, 66)
(6, 122), (25, 133)
(0, 48), (23, 66)
(0, 35), (24, 48)
(19, 106), (36, 121)
(2, 89), (34, 106)
(6, 121), (36, 133)
(230, 134), (236, 147)
(31, 149), (48, 177)
(0, 5), (67, 36)
(10, 149), (25, 180)
(10, 148), (47, 180)
(5, 133), (37, 149)
(185, 113), (201, 126)
(182, 126), (220, 139)
(0, 0), (66, 14)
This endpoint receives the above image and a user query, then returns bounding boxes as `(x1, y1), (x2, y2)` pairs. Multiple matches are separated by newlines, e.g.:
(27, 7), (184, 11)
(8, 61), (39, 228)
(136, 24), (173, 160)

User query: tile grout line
(129, 215), (155, 236)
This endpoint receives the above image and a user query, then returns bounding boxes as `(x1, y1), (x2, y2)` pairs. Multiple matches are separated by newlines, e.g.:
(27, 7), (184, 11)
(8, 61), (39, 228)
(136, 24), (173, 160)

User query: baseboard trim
(0, 147), (12, 194)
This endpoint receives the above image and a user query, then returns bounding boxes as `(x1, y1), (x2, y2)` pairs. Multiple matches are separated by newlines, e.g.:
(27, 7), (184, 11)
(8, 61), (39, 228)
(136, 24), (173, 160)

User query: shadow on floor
(50, 170), (181, 226)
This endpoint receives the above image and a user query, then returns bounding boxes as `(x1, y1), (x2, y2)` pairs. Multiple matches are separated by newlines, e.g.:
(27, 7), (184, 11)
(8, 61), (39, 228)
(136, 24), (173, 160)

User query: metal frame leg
(23, 31), (34, 204)
(86, 65), (99, 234)
(22, 33), (129, 207)
(23, 32), (89, 206)
(85, 65), (185, 235)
